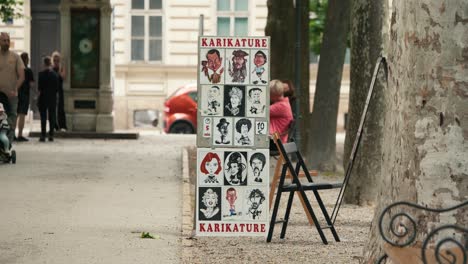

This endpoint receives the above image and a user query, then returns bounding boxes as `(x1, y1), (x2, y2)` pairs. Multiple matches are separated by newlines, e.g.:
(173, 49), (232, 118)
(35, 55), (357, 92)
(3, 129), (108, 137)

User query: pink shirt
(270, 97), (293, 143)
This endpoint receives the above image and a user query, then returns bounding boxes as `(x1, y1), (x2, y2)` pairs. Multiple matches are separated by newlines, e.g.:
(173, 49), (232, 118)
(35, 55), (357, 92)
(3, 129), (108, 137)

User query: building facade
(1, 0), (348, 132)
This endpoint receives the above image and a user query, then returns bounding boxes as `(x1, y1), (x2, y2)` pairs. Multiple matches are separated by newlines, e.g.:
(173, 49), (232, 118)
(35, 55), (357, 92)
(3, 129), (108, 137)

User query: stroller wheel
(11, 150), (16, 164)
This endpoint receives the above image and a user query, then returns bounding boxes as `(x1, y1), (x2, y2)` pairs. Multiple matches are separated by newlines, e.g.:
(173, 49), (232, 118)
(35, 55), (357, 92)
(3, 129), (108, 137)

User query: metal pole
(199, 14), (204, 36)
(294, 0), (302, 147)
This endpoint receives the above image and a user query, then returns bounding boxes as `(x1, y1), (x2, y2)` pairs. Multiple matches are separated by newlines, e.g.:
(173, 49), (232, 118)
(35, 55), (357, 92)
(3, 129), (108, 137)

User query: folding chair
(266, 132), (342, 244)
(268, 121), (318, 226)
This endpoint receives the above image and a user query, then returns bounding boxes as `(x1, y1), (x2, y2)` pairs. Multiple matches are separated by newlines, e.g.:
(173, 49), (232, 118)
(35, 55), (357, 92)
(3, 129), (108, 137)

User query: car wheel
(169, 122), (194, 134)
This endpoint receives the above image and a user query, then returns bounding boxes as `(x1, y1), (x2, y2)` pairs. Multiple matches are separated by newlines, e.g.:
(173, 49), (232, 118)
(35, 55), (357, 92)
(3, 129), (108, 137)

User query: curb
(28, 131), (139, 139)
(181, 147), (195, 260)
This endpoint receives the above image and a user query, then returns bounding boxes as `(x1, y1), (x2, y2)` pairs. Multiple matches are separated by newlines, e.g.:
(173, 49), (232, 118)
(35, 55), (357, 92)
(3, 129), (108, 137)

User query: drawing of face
(226, 189), (237, 206)
(230, 163), (239, 175)
(230, 94), (240, 108)
(233, 56), (245, 70)
(207, 51), (222, 72)
(254, 54), (266, 67)
(204, 192), (217, 209)
(251, 158), (263, 177)
(219, 123), (228, 136)
(241, 124), (249, 137)
(250, 89), (261, 104)
(205, 158), (219, 175)
(208, 86), (219, 100)
(250, 191), (262, 210)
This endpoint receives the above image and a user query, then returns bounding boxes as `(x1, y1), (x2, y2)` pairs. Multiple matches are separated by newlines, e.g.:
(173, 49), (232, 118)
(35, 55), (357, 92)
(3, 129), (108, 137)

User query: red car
(163, 83), (198, 134)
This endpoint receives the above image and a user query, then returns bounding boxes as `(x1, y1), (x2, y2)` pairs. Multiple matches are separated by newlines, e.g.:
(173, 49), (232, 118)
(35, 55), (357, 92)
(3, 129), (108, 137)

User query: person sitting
(281, 79), (296, 117)
(269, 79), (293, 151)
(0, 103), (11, 154)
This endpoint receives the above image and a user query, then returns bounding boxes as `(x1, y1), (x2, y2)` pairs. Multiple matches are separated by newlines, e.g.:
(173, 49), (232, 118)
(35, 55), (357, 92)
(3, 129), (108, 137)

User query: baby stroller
(0, 92), (16, 164)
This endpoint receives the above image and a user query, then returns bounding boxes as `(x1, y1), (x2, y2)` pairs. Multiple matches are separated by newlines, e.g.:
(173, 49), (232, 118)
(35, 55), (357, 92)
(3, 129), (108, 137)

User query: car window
(188, 91), (198, 103)
(167, 87), (184, 99)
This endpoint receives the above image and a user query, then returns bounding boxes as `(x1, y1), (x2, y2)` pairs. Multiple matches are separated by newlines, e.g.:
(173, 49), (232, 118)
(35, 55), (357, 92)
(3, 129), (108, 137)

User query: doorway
(30, 0), (61, 117)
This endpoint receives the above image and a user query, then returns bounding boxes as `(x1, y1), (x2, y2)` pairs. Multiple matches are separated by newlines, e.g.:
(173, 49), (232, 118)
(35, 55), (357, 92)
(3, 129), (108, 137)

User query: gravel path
(182, 142), (375, 264)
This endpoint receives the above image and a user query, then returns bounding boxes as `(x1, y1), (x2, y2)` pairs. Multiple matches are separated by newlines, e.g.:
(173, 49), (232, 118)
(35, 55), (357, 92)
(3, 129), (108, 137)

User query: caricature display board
(196, 148), (269, 236)
(196, 37), (270, 236)
(197, 37), (270, 148)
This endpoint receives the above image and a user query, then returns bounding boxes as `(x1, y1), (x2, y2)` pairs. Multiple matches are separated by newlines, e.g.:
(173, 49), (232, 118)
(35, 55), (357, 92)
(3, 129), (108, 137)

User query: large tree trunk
(363, 0), (468, 262)
(265, 0), (310, 153)
(307, 0), (350, 171)
(297, 0), (310, 156)
(343, 0), (386, 205)
(265, 0), (295, 80)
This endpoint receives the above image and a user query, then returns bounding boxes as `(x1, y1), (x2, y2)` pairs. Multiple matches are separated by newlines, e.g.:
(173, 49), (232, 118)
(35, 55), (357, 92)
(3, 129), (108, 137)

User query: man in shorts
(0, 32), (25, 143)
(16, 52), (34, 141)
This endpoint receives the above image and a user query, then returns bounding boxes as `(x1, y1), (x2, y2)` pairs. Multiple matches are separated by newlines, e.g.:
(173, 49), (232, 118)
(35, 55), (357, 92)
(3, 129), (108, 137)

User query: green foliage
(309, 0), (328, 55)
(141, 232), (160, 239)
(0, 0), (23, 23)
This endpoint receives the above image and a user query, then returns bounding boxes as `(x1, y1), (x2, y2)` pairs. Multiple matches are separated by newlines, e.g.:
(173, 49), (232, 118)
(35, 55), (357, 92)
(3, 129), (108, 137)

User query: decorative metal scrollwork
(422, 225), (467, 264)
(377, 200), (468, 264)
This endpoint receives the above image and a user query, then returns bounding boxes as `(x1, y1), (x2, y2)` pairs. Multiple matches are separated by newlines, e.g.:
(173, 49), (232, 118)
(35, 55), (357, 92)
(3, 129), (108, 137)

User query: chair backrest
(286, 119), (296, 143)
(272, 132), (314, 183)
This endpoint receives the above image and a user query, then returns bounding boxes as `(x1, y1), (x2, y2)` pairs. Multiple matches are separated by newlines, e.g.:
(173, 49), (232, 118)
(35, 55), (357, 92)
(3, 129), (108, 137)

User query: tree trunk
(265, 0), (310, 154)
(265, 0), (295, 81)
(307, 0), (350, 171)
(343, 0), (386, 205)
(297, 0), (310, 156)
(363, 0), (468, 262)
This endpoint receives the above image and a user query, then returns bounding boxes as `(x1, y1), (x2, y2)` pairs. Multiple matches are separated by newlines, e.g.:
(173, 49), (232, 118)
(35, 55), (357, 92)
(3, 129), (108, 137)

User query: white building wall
(111, 0), (269, 130)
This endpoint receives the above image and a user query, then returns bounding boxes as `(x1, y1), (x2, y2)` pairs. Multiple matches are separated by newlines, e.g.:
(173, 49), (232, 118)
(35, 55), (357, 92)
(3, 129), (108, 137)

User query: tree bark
(307, 0), (350, 171)
(265, 0), (295, 81)
(297, 0), (310, 156)
(343, 0), (386, 205)
(265, 0), (310, 154)
(363, 0), (468, 262)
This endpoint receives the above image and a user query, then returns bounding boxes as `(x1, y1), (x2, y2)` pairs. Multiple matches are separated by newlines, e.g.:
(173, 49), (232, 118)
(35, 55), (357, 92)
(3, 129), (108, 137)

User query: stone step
(28, 131), (139, 140)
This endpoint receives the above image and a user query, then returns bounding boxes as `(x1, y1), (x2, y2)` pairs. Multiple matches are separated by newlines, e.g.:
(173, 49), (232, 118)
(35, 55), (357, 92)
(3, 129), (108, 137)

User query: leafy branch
(0, 0), (24, 23)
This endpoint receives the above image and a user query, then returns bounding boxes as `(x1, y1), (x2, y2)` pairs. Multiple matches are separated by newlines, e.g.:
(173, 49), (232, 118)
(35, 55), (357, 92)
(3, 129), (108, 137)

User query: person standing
(38, 56), (59, 142)
(0, 32), (25, 144)
(51, 51), (67, 131)
(16, 52), (35, 141)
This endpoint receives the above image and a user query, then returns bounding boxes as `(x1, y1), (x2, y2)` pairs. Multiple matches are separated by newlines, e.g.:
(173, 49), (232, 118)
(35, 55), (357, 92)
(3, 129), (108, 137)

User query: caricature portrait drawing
(199, 188), (221, 220)
(225, 188), (238, 216)
(214, 118), (231, 145)
(228, 49), (248, 83)
(234, 118), (253, 146)
(224, 86), (245, 117)
(200, 152), (222, 184)
(247, 189), (266, 220)
(201, 49), (224, 84)
(249, 152), (266, 183)
(252, 50), (267, 84)
(247, 87), (265, 116)
(224, 152), (247, 186)
(204, 85), (222, 115)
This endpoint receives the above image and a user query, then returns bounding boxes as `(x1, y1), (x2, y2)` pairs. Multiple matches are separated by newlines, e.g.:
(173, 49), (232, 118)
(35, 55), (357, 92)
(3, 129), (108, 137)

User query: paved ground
(0, 134), (195, 264)
(181, 133), (375, 264)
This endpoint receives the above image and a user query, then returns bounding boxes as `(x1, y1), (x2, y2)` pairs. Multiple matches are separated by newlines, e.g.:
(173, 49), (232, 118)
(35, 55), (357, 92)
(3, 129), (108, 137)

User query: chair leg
(269, 158), (282, 210)
(267, 188), (283, 242)
(312, 190), (340, 242)
(280, 191), (295, 239)
(296, 190), (315, 226)
(298, 189), (328, 244)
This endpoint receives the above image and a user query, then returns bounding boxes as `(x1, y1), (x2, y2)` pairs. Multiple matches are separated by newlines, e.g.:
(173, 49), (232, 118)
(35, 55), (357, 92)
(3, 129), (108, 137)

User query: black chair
(267, 133), (343, 244)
